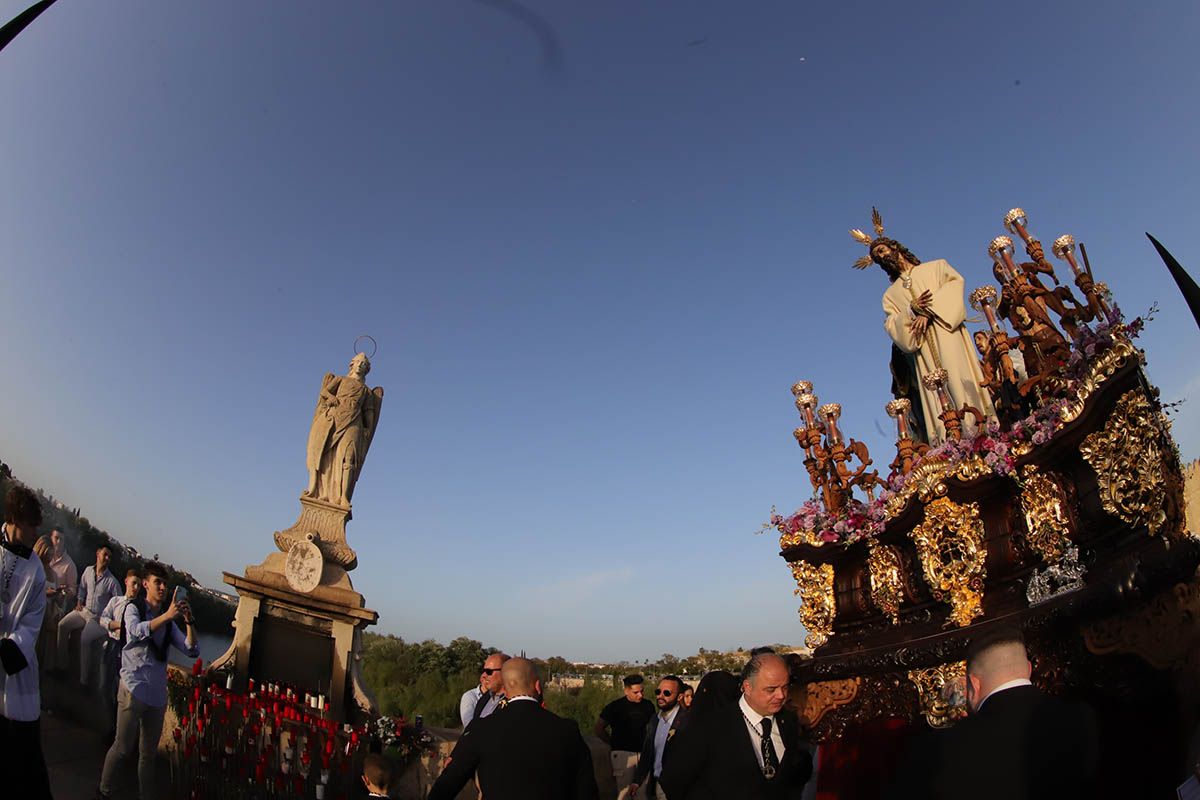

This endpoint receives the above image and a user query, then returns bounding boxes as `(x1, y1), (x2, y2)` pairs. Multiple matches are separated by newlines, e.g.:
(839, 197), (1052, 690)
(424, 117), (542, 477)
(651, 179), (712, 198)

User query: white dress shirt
(652, 705), (680, 778)
(976, 678), (1033, 711)
(100, 595), (132, 641)
(0, 540), (47, 721)
(739, 695), (786, 769)
(459, 686), (484, 727)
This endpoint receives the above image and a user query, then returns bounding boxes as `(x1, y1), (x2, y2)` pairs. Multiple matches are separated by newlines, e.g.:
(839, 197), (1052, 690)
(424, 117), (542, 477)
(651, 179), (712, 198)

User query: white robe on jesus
(883, 259), (995, 445)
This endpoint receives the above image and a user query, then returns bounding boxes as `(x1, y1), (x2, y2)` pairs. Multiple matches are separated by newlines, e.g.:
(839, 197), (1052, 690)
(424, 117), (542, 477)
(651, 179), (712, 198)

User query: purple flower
(1032, 430), (1047, 445)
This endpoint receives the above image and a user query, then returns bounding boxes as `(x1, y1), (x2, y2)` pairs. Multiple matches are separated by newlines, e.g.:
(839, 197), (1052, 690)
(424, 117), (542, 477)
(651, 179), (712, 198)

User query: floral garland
(770, 301), (1152, 547)
(770, 497), (887, 545)
(1065, 301), (1155, 381)
(770, 399), (1070, 546)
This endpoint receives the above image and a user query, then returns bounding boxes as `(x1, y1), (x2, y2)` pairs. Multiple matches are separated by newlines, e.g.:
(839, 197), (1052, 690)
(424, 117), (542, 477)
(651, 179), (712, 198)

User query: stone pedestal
(275, 495), (359, 571)
(211, 551), (379, 723)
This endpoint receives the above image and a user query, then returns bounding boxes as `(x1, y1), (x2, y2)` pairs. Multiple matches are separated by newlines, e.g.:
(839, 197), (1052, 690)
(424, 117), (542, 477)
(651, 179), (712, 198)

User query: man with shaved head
(430, 657), (598, 800)
(660, 650), (812, 798)
(890, 627), (1098, 799)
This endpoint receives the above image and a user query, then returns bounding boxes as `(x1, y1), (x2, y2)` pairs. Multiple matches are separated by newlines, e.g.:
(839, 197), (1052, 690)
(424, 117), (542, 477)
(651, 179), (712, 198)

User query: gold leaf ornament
(907, 661), (969, 728)
(1080, 389), (1171, 536)
(907, 497), (988, 628)
(867, 542), (904, 623)
(790, 560), (836, 649)
(1018, 465), (1072, 562)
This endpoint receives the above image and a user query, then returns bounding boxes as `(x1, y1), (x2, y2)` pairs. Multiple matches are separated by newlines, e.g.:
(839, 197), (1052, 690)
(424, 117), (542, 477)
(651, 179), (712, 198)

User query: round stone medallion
(285, 539), (324, 593)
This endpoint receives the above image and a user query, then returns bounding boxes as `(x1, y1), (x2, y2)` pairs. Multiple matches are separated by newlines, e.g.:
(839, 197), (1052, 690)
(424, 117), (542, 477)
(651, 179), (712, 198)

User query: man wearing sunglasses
(459, 652), (510, 728)
(629, 676), (688, 799)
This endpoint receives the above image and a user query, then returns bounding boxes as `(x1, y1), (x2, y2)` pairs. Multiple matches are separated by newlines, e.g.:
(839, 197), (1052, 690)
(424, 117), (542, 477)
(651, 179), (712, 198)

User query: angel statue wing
(358, 386), (384, 460)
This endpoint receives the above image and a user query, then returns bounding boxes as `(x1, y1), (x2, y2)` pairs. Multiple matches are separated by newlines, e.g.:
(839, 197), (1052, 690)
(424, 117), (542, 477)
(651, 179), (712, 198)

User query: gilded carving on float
(883, 455), (994, 521)
(867, 542), (904, 623)
(1083, 579), (1200, 670)
(1080, 389), (1170, 536)
(908, 497), (987, 627)
(779, 522), (821, 549)
(1018, 465), (1072, 562)
(907, 661), (968, 728)
(791, 560), (836, 649)
(1060, 337), (1139, 423)
(799, 677), (860, 729)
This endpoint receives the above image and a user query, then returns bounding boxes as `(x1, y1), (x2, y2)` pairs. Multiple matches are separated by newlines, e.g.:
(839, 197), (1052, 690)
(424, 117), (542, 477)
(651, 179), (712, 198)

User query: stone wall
(392, 727), (619, 800)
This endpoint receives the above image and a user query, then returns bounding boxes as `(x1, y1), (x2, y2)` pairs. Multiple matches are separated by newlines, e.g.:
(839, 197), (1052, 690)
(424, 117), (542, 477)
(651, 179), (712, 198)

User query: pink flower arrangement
(772, 397), (1072, 546)
(771, 495), (887, 546)
(770, 296), (1153, 548)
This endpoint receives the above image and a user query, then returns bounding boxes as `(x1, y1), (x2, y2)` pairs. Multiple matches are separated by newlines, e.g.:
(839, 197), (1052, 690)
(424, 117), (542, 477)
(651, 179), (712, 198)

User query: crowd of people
(431, 649), (814, 799)
(430, 631), (1099, 800)
(0, 485), (201, 799)
(1, 480), (1100, 799)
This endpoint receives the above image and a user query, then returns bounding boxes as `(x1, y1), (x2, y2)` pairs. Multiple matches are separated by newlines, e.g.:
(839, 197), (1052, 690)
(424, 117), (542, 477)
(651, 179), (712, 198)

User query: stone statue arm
(928, 260), (968, 330)
(317, 373), (340, 408)
(884, 292), (921, 354)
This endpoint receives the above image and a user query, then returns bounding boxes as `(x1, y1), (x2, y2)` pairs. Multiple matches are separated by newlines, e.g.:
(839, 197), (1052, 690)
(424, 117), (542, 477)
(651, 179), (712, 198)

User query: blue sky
(0, 0), (1197, 662)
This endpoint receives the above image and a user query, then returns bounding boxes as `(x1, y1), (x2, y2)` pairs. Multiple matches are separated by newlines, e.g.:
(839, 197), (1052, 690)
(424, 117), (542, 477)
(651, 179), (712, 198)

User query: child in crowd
(362, 752), (395, 798)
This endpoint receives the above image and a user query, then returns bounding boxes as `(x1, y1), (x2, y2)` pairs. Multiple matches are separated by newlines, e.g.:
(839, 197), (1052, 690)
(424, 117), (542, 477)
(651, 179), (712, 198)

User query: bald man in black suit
(890, 628), (1098, 799)
(428, 658), (599, 800)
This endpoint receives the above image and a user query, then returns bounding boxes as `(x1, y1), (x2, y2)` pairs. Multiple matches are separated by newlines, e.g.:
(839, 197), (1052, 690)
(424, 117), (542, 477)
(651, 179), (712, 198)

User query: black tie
(473, 692), (492, 720)
(760, 717), (780, 779)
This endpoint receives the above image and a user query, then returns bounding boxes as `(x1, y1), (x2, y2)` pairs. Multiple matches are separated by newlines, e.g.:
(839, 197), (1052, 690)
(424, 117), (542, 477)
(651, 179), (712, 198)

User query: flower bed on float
(768, 303), (1159, 548)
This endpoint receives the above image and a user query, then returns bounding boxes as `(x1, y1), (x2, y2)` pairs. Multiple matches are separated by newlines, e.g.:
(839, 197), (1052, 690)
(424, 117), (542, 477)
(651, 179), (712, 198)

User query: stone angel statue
(303, 352), (384, 507)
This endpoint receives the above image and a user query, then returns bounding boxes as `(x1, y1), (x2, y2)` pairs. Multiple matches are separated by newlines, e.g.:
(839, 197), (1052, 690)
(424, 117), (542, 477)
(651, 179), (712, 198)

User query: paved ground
(40, 676), (172, 800)
(42, 710), (110, 800)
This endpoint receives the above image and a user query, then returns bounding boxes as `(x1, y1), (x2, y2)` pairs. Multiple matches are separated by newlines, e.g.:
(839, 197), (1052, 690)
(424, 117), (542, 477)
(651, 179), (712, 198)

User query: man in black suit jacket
(429, 658), (599, 800)
(629, 675), (688, 799)
(890, 628), (1099, 800)
(659, 652), (812, 799)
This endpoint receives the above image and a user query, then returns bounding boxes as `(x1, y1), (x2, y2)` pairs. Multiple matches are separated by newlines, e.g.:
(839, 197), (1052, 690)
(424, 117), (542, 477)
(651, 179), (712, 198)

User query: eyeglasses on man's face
(655, 689), (673, 696)
(482, 667), (501, 675)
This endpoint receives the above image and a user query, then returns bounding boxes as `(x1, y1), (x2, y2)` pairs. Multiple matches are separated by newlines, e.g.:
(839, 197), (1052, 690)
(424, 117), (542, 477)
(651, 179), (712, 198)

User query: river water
(168, 629), (233, 668)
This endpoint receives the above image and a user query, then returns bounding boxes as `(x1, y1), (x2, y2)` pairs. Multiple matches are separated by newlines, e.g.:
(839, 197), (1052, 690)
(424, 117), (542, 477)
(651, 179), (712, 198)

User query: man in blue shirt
(96, 562), (198, 800)
(56, 544), (120, 686)
(98, 569), (142, 744)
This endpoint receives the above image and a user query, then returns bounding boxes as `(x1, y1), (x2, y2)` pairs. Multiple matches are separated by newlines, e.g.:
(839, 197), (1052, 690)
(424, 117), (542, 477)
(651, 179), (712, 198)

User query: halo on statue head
(353, 335), (378, 361)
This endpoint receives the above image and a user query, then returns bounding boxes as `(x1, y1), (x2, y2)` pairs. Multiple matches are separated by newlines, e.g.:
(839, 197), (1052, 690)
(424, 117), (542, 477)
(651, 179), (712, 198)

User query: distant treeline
(359, 632), (763, 733)
(0, 468), (235, 637)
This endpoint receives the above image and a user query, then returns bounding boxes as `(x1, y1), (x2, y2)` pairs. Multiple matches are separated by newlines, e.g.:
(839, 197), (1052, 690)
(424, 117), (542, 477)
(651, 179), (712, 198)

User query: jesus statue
(851, 209), (995, 445)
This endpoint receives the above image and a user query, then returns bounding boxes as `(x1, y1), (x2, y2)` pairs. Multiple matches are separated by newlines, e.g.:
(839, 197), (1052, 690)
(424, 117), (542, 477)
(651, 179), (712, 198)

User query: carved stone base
(210, 568), (379, 723)
(275, 495), (358, 570)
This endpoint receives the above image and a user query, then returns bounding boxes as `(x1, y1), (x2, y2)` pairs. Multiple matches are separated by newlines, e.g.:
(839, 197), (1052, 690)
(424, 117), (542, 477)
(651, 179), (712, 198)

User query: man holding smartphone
(96, 563), (198, 800)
